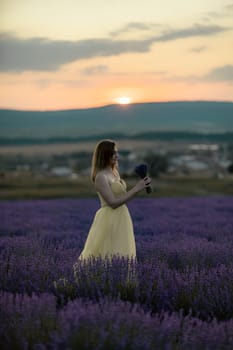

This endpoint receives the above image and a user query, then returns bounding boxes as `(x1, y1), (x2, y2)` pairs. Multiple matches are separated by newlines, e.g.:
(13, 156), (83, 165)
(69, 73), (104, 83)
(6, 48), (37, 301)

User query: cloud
(0, 33), (152, 72)
(35, 79), (87, 89)
(110, 22), (227, 42)
(189, 46), (207, 53)
(205, 65), (233, 82)
(203, 11), (219, 20)
(225, 3), (233, 11)
(203, 3), (233, 20)
(144, 70), (167, 76)
(167, 65), (233, 84)
(80, 65), (109, 76)
(156, 24), (227, 42)
(109, 22), (161, 37)
(0, 24), (229, 72)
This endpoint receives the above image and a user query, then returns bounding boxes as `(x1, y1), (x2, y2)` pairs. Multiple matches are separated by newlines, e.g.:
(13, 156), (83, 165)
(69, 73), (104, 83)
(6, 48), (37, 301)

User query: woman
(78, 139), (151, 260)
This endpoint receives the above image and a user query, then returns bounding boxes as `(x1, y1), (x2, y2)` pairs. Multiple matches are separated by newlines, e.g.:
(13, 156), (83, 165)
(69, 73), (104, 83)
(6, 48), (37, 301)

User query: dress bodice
(97, 179), (127, 207)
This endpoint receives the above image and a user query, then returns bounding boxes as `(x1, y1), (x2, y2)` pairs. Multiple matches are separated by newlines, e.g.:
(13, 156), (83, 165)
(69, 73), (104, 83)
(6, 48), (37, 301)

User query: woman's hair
(91, 139), (117, 181)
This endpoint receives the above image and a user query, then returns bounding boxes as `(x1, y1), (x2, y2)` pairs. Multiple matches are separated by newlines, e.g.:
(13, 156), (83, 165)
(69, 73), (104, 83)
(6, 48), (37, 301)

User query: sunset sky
(0, 0), (233, 110)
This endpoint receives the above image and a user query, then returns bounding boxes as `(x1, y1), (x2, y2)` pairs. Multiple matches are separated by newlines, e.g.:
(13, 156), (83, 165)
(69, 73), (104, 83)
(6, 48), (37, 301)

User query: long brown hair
(91, 139), (117, 182)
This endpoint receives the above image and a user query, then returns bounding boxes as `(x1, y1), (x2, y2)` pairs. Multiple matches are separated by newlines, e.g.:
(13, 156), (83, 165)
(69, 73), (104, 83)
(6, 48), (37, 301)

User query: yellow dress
(78, 179), (136, 260)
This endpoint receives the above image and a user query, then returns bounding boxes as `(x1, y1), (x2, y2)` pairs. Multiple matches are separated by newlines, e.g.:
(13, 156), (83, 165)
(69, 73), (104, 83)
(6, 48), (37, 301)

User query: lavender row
(1, 292), (233, 350)
(1, 245), (233, 321)
(0, 196), (233, 349)
(1, 197), (232, 242)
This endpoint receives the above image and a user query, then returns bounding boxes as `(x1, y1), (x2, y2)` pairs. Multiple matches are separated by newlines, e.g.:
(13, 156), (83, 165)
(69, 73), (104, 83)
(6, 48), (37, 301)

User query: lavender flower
(0, 196), (233, 348)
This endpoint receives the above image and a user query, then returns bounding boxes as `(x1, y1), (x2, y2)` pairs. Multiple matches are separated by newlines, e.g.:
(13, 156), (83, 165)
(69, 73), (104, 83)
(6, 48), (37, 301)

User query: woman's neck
(105, 166), (119, 178)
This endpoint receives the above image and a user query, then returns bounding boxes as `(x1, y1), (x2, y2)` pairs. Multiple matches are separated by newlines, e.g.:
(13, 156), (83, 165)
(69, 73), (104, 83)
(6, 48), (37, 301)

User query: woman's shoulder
(95, 170), (111, 186)
(95, 169), (117, 184)
(95, 170), (107, 180)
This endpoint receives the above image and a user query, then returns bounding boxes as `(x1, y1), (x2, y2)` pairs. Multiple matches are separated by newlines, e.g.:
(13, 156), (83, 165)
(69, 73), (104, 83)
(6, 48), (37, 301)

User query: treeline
(1, 131), (233, 145)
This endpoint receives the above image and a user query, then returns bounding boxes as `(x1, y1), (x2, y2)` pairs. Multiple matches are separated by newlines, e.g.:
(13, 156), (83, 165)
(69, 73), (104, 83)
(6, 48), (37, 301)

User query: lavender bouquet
(135, 163), (152, 193)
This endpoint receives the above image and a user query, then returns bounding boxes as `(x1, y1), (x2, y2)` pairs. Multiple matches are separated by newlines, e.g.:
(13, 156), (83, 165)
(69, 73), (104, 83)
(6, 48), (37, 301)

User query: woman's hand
(95, 172), (152, 209)
(134, 177), (151, 193)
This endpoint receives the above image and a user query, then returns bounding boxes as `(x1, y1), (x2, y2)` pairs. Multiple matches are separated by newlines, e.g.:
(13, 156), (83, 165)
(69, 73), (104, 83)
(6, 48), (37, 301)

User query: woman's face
(111, 147), (119, 167)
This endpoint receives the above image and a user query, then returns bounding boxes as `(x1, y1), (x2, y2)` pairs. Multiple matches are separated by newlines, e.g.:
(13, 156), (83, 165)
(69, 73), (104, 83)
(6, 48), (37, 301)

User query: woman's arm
(95, 173), (151, 209)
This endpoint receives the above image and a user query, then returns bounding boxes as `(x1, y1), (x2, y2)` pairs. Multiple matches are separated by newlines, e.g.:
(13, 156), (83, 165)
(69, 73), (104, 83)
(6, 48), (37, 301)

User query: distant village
(1, 140), (233, 180)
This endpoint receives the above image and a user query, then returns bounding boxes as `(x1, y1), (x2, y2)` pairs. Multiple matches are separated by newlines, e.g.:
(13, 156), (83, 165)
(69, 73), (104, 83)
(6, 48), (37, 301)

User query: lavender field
(1, 196), (233, 349)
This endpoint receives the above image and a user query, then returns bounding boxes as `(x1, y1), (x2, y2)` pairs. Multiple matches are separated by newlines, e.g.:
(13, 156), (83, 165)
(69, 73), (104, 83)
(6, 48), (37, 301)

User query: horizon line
(0, 99), (232, 113)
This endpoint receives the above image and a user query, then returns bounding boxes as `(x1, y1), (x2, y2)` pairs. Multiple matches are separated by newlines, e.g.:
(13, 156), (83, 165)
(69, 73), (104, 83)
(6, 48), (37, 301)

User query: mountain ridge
(1, 100), (232, 113)
(1, 131), (233, 146)
(0, 101), (232, 140)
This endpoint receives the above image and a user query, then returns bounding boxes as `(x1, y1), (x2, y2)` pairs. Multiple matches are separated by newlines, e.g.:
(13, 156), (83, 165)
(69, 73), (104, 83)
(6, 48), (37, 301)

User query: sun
(116, 96), (132, 105)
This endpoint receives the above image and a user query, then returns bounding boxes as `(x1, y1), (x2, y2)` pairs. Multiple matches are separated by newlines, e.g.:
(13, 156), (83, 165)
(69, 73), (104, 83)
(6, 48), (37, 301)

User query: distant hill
(0, 101), (233, 144)
(0, 131), (233, 146)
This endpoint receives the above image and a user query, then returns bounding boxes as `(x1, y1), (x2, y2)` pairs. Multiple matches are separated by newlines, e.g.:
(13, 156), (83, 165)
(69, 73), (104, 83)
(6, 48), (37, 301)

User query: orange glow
(115, 97), (131, 105)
